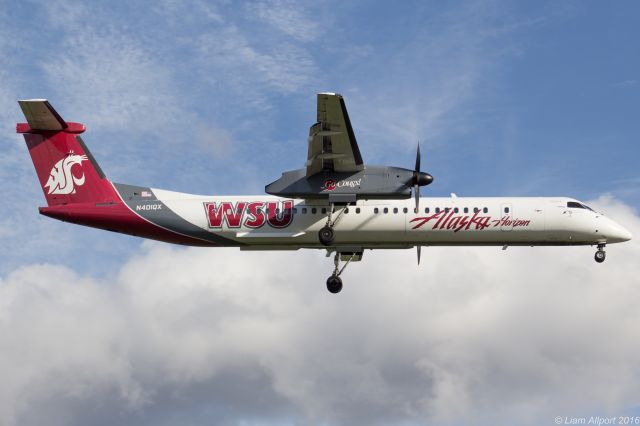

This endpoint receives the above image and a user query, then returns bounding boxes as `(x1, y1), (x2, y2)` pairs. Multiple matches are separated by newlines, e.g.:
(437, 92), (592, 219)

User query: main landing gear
(326, 252), (357, 294)
(319, 203), (347, 246)
(319, 226), (334, 246)
(594, 243), (606, 263)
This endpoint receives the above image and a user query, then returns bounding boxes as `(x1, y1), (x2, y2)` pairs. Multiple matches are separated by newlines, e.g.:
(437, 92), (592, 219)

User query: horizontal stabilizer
(18, 99), (67, 131)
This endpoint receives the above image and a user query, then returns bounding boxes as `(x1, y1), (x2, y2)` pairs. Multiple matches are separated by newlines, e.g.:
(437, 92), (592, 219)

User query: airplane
(17, 94), (632, 293)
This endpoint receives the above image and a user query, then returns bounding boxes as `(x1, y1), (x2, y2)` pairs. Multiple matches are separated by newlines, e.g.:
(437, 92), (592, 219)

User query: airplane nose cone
(608, 223), (632, 243)
(619, 227), (632, 242)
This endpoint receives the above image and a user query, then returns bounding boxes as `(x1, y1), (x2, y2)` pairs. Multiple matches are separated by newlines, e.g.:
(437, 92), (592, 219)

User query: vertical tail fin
(17, 100), (118, 206)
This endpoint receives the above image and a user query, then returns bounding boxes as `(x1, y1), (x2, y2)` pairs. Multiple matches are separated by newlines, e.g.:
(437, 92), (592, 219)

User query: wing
(306, 93), (364, 176)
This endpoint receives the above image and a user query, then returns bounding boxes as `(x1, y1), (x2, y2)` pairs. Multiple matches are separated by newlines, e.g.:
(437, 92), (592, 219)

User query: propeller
(410, 143), (433, 265)
(411, 143), (434, 212)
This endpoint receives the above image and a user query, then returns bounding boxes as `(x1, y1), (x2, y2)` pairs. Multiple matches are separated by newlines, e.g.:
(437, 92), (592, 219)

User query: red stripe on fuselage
(39, 202), (213, 246)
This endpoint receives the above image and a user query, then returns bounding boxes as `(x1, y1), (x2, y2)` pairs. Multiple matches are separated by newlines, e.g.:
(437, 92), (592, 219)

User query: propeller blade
(414, 143), (421, 212)
(417, 245), (421, 265)
(410, 142), (432, 212)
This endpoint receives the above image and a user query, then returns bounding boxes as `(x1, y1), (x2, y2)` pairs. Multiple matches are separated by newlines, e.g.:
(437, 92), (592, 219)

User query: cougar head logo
(44, 153), (89, 195)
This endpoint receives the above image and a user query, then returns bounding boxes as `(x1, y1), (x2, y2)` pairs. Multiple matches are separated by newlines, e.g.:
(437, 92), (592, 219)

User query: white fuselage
(149, 189), (632, 250)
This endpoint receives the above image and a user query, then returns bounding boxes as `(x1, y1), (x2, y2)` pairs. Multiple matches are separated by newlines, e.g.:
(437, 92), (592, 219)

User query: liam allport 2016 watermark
(554, 417), (640, 425)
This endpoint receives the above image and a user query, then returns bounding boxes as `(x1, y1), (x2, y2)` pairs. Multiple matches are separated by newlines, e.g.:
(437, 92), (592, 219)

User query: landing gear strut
(318, 203), (347, 246)
(594, 243), (606, 263)
(326, 252), (356, 294)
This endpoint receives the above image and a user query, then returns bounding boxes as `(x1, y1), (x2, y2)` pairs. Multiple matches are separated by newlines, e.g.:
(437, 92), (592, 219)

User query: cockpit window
(567, 201), (595, 212)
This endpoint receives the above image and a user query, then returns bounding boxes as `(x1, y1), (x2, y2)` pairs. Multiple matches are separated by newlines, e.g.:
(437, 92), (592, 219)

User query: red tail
(18, 100), (118, 206)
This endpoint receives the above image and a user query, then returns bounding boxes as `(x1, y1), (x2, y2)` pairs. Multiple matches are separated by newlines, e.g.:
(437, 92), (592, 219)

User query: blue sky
(1, 1), (639, 425)
(1, 0), (638, 273)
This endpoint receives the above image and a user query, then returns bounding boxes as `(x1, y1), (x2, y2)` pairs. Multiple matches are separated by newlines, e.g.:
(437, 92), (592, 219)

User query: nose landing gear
(326, 275), (342, 293)
(594, 244), (606, 263)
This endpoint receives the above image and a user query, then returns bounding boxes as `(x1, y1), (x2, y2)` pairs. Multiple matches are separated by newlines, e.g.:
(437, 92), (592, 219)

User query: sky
(0, 0), (639, 425)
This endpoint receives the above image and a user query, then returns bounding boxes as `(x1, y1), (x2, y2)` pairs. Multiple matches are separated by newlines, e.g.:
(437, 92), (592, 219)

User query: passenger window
(436, 207), (440, 213)
(483, 207), (488, 213)
(393, 207), (398, 214)
(474, 207), (479, 213)
(445, 208), (450, 213)
(384, 207), (389, 214)
(356, 207), (361, 214)
(293, 208), (297, 214)
(321, 208), (327, 214)
(464, 207), (469, 213)
(345, 208), (349, 214)
(312, 208), (317, 214)
(454, 208), (459, 213)
(374, 208), (379, 214)
(425, 207), (430, 213)
(302, 208), (307, 214)
(403, 207), (408, 213)
(504, 207), (509, 213)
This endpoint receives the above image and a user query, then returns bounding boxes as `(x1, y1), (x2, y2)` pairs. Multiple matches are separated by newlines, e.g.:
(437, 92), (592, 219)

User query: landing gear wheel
(594, 250), (606, 263)
(319, 226), (335, 246)
(326, 275), (343, 293)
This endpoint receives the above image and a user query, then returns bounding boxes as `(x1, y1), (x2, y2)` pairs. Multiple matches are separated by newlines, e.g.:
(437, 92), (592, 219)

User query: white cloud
(247, 0), (322, 42)
(0, 197), (638, 425)
(152, 0), (318, 109)
(40, 29), (184, 136)
(192, 25), (316, 104)
(155, 0), (224, 26)
(613, 79), (639, 89)
(194, 123), (234, 159)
